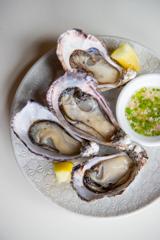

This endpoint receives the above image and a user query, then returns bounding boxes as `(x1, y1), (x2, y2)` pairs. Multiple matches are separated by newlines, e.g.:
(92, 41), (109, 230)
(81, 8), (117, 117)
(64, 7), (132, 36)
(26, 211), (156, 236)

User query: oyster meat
(12, 100), (98, 160)
(47, 71), (120, 146)
(72, 151), (146, 201)
(70, 48), (120, 85)
(29, 120), (81, 156)
(57, 29), (136, 91)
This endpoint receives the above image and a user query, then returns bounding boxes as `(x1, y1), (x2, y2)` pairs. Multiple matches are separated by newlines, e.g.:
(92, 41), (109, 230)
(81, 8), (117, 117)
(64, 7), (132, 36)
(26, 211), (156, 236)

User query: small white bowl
(116, 73), (160, 146)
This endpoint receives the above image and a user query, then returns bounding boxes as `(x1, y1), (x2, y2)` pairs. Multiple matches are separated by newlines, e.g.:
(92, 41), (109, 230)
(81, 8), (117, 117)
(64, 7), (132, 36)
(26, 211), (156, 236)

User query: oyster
(47, 71), (120, 146)
(56, 29), (108, 71)
(29, 121), (81, 156)
(71, 151), (146, 201)
(56, 29), (136, 91)
(12, 101), (99, 160)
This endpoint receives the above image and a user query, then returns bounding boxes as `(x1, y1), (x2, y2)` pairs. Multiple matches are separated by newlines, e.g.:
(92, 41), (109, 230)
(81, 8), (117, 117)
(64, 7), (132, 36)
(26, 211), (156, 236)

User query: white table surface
(0, 0), (160, 239)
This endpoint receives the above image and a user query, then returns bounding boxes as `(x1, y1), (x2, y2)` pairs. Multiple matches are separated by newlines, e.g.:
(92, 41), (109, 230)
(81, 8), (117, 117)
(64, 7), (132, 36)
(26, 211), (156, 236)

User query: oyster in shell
(12, 101), (99, 160)
(56, 29), (108, 71)
(72, 151), (146, 201)
(47, 71), (120, 146)
(56, 29), (136, 91)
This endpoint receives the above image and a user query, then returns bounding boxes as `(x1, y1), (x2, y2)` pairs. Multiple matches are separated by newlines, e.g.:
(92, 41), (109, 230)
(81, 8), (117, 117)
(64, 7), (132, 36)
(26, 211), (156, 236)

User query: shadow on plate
(7, 39), (63, 117)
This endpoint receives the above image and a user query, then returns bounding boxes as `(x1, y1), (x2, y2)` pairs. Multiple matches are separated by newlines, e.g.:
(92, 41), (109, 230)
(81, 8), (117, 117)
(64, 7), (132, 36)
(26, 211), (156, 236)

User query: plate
(11, 36), (160, 217)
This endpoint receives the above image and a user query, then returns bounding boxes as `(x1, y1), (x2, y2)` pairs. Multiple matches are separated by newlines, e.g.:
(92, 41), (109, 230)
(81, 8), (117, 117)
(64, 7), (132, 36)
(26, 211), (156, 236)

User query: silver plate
(11, 36), (160, 217)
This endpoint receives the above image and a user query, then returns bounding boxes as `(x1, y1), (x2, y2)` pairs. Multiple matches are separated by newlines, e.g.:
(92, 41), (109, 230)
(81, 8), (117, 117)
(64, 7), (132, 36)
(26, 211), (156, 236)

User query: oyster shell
(71, 151), (146, 201)
(12, 101), (99, 160)
(47, 71), (120, 146)
(56, 29), (108, 71)
(56, 29), (136, 91)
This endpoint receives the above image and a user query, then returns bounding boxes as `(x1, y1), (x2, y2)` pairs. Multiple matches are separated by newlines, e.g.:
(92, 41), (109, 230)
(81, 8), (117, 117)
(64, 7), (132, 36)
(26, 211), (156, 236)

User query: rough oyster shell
(47, 71), (120, 146)
(56, 29), (136, 91)
(12, 100), (99, 161)
(56, 28), (108, 71)
(71, 151), (146, 201)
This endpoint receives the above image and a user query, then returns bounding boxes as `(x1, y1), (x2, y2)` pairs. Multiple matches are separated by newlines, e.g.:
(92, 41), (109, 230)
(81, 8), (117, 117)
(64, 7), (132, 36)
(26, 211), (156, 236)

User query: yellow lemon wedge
(111, 43), (141, 72)
(53, 161), (73, 183)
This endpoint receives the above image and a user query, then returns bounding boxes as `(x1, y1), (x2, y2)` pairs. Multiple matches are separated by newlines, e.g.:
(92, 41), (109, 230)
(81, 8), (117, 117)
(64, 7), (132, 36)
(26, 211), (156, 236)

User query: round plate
(11, 36), (160, 217)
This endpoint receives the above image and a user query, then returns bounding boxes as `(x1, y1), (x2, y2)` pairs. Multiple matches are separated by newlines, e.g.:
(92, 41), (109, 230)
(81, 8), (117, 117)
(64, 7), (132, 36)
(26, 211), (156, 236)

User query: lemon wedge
(111, 43), (141, 72)
(53, 161), (73, 183)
